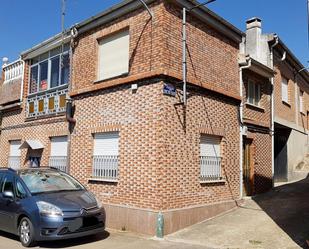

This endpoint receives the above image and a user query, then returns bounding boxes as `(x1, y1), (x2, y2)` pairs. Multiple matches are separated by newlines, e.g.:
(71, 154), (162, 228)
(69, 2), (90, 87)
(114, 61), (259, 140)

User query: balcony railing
(200, 156), (222, 181)
(26, 86), (68, 118)
(8, 156), (21, 170)
(49, 156), (67, 172)
(3, 60), (23, 84)
(92, 155), (119, 181)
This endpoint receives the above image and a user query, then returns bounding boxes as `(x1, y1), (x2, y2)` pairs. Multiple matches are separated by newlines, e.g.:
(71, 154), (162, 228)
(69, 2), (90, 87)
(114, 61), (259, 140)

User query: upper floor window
(29, 44), (70, 94)
(247, 80), (261, 106)
(98, 29), (129, 81)
(299, 90), (304, 113)
(281, 77), (289, 103)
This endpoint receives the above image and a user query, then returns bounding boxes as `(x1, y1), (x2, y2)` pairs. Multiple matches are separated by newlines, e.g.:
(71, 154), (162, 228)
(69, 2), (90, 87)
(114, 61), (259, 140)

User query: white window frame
(49, 136), (68, 172)
(97, 29), (130, 81)
(281, 77), (289, 103)
(200, 135), (222, 182)
(247, 80), (261, 106)
(29, 45), (70, 95)
(92, 132), (120, 181)
(8, 140), (21, 169)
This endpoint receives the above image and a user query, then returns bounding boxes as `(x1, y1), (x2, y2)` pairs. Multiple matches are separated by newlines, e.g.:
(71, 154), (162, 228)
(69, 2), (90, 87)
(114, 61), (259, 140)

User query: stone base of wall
(103, 200), (239, 236)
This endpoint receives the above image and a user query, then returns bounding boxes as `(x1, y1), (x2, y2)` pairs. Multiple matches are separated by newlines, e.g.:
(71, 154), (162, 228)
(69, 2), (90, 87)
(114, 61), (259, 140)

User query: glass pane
(29, 102), (35, 113)
(50, 47), (61, 57)
(59, 94), (66, 108)
(49, 97), (55, 110)
(254, 84), (260, 106)
(39, 61), (48, 91)
(30, 66), (38, 94)
(38, 99), (44, 112)
(40, 52), (49, 61)
(248, 82), (254, 104)
(50, 56), (60, 88)
(61, 54), (70, 85)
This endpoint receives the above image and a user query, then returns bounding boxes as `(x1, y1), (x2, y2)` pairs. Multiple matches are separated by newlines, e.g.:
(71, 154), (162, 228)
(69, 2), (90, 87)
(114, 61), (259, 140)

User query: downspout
(239, 56), (252, 198)
(65, 26), (78, 174)
(270, 35), (279, 187)
(182, 7), (187, 105)
(19, 60), (25, 105)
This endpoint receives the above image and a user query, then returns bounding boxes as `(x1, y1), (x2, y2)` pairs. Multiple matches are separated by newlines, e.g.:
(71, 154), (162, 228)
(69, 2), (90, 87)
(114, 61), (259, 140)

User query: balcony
(0, 60), (23, 106)
(26, 86), (68, 118)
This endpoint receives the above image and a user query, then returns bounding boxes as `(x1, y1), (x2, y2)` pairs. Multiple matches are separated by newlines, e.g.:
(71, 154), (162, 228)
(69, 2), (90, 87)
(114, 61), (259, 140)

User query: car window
(19, 170), (84, 194)
(1, 174), (14, 195)
(16, 180), (27, 199)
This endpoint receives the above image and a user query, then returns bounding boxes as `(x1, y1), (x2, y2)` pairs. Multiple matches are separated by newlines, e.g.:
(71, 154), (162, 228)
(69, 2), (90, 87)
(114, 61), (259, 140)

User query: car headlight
(94, 195), (102, 209)
(37, 201), (63, 217)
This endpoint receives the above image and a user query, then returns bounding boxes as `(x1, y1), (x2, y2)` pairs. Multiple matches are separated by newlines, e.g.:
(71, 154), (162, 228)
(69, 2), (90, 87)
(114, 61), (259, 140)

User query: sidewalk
(166, 177), (309, 249)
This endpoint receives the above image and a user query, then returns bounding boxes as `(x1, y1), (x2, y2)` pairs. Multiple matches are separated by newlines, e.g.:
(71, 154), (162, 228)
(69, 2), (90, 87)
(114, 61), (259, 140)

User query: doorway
(243, 138), (253, 196)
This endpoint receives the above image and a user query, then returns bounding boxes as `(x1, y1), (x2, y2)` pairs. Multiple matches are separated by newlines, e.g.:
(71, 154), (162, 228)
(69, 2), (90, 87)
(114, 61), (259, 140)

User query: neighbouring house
(0, 0), (308, 237)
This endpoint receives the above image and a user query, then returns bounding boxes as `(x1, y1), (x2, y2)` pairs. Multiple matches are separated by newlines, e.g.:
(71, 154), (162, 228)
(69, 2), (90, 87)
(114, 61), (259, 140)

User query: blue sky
(0, 0), (308, 67)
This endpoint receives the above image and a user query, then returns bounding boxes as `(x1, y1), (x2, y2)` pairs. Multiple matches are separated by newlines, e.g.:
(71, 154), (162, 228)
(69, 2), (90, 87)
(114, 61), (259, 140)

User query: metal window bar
(92, 155), (119, 180)
(200, 156), (222, 181)
(8, 156), (21, 170)
(49, 156), (67, 172)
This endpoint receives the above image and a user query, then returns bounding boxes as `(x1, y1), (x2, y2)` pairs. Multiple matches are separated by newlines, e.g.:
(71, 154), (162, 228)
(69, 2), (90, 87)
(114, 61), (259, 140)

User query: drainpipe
(239, 56), (252, 198)
(270, 35), (279, 187)
(65, 26), (78, 174)
(182, 7), (187, 105)
(19, 60), (25, 104)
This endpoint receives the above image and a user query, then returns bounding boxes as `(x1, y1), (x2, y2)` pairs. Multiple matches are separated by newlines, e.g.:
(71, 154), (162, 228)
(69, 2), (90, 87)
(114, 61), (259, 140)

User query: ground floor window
(8, 140), (21, 169)
(49, 136), (68, 172)
(200, 135), (222, 181)
(92, 132), (119, 181)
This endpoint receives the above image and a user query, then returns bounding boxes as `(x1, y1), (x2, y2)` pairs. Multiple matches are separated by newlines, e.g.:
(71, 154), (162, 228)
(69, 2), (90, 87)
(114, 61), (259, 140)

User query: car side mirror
(3, 191), (14, 199)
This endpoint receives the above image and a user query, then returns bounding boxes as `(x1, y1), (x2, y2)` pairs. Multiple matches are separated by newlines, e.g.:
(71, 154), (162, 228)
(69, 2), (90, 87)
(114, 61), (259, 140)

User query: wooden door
(243, 138), (253, 196)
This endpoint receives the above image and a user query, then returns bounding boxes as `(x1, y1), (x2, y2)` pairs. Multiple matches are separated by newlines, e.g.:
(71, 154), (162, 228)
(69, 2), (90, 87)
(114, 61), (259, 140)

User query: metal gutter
(76, 0), (243, 42)
(21, 30), (71, 60)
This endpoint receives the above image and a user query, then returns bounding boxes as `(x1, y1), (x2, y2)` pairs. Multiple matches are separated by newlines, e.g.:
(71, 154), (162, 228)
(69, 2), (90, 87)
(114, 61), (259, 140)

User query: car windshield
(19, 170), (84, 194)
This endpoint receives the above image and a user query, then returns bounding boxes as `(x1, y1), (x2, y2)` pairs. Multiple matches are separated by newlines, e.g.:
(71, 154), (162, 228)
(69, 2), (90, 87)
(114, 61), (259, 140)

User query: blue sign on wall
(163, 83), (176, 97)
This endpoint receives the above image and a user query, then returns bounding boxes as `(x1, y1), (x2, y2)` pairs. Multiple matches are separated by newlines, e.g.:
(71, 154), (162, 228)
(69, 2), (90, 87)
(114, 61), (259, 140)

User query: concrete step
(290, 170), (309, 182)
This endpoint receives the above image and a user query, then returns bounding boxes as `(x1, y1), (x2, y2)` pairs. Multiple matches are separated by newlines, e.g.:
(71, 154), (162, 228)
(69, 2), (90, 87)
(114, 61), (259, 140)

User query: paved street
(167, 177), (309, 249)
(1, 177), (309, 249)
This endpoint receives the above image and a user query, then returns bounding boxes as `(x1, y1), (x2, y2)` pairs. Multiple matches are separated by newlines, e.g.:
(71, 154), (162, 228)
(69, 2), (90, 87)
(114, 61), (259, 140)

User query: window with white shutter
(8, 140), (21, 169)
(49, 136), (68, 172)
(200, 135), (222, 181)
(93, 132), (119, 180)
(281, 77), (289, 103)
(98, 30), (129, 80)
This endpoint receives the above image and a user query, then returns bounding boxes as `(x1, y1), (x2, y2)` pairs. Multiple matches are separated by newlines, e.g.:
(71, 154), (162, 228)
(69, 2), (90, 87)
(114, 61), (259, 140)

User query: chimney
(245, 17), (262, 61)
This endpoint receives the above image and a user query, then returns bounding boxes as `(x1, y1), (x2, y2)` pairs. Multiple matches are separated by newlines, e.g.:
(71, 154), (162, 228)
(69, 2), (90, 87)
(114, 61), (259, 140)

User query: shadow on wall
(252, 176), (309, 249)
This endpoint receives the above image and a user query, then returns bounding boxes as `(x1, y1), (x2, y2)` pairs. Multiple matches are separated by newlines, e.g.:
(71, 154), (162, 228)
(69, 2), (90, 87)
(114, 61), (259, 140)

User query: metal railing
(200, 156), (222, 181)
(3, 60), (23, 84)
(8, 156), (21, 170)
(26, 86), (68, 118)
(92, 155), (119, 180)
(49, 156), (67, 172)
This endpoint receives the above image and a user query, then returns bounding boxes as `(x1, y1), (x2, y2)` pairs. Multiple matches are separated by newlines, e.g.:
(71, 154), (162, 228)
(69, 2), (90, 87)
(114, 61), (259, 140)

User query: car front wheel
(19, 217), (36, 247)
